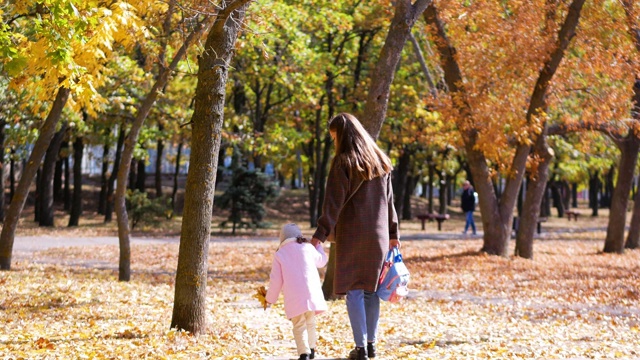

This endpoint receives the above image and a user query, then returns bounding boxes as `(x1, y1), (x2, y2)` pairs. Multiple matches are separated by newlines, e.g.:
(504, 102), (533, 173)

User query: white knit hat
(279, 223), (302, 243)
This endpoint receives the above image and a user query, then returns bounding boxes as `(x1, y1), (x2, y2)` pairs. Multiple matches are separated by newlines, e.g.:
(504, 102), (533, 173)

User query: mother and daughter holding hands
(265, 113), (401, 360)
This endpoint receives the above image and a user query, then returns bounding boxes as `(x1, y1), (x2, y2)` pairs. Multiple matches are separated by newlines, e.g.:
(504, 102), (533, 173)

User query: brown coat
(313, 163), (399, 295)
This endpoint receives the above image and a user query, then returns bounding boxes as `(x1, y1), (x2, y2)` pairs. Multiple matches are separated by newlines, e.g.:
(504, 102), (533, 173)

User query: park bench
(416, 213), (450, 231)
(512, 216), (548, 234)
(565, 210), (580, 221)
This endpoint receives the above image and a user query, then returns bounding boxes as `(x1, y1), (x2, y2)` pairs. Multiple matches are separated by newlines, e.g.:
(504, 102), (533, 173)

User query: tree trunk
(550, 181), (565, 218)
(361, 0), (432, 138)
(155, 126), (164, 198)
(625, 187), (640, 249)
(39, 124), (68, 227)
(136, 158), (146, 192)
(63, 142), (71, 211)
(105, 128), (125, 222)
(171, 142), (183, 214)
(98, 142), (110, 215)
(307, 98), (325, 228)
(68, 137), (84, 227)
(438, 172), (448, 215)
(0, 119), (5, 222)
(589, 171), (600, 216)
(0, 87), (70, 270)
(571, 182), (578, 208)
(393, 149), (410, 216)
(402, 175), (418, 220)
(128, 158), (137, 191)
(428, 163), (435, 213)
(54, 159), (63, 202)
(603, 137), (639, 253)
(515, 135), (553, 259)
(171, 0), (250, 334)
(601, 166), (615, 208)
(34, 168), (41, 223)
(603, 82), (640, 253)
(9, 149), (15, 201)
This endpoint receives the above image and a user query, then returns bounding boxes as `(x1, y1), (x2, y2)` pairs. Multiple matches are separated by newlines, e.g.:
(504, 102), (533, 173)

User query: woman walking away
(266, 223), (328, 360)
(311, 113), (400, 360)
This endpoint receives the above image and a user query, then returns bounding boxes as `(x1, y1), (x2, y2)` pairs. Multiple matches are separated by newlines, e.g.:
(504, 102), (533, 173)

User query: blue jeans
(465, 211), (476, 234)
(346, 289), (380, 347)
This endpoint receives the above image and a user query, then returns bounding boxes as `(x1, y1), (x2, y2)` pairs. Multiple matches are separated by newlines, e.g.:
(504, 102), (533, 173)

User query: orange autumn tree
(423, 0), (587, 257)
(544, 0), (640, 254)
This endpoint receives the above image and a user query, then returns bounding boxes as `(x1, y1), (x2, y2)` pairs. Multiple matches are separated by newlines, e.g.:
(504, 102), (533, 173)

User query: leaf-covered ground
(2, 233), (639, 359)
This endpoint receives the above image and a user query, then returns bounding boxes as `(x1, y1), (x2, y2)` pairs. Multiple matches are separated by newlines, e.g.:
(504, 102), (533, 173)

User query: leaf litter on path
(1, 237), (639, 359)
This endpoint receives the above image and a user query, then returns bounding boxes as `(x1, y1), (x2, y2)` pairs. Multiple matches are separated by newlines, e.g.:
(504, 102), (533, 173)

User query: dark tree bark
(171, 142), (183, 213)
(0, 87), (70, 270)
(0, 119), (5, 221)
(54, 159), (63, 202)
(105, 128), (124, 222)
(9, 148), (15, 201)
(601, 166), (615, 208)
(515, 136), (553, 259)
(626, 187), (640, 249)
(68, 137), (84, 227)
(136, 158), (146, 192)
(402, 175), (418, 220)
(550, 181), (566, 218)
(155, 123), (164, 198)
(128, 158), (137, 191)
(34, 169), (40, 223)
(603, 80), (640, 253)
(171, 0), (250, 334)
(39, 124), (68, 227)
(98, 142), (110, 214)
(589, 171), (600, 216)
(63, 142), (71, 211)
(393, 149), (411, 216)
(571, 182), (578, 208)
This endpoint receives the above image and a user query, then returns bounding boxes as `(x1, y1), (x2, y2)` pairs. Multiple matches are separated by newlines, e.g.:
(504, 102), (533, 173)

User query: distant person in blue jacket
(461, 180), (476, 235)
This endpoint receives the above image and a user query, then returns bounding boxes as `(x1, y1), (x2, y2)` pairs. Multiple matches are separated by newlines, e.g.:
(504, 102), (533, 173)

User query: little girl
(266, 223), (328, 360)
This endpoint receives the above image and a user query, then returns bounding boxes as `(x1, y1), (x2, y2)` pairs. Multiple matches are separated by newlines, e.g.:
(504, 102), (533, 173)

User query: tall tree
(425, 0), (586, 257)
(171, 0), (252, 334)
(114, 3), (215, 281)
(0, 87), (70, 269)
(515, 0), (586, 258)
(0, 0), (147, 270)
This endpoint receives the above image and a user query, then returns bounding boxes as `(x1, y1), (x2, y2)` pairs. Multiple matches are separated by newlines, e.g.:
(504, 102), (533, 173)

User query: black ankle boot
(367, 343), (376, 358)
(298, 354), (309, 360)
(348, 347), (367, 360)
(310, 348), (315, 359)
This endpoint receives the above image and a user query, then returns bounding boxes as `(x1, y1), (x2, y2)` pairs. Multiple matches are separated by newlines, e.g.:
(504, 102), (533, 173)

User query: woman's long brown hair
(329, 113), (393, 181)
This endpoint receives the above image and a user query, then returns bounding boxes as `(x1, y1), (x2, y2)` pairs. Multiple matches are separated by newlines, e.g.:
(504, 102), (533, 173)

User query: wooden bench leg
(437, 220), (443, 231)
(421, 219), (426, 230)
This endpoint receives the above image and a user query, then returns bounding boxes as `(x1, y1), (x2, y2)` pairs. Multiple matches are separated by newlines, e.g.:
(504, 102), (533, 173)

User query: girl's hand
(389, 239), (400, 250)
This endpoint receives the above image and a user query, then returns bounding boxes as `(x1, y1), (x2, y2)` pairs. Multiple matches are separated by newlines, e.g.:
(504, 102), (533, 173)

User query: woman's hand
(311, 237), (321, 247)
(389, 239), (400, 249)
